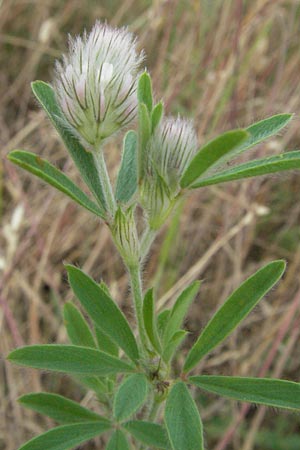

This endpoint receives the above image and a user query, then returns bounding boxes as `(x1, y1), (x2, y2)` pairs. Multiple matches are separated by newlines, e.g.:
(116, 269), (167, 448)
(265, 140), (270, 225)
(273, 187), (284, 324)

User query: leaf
(189, 151), (300, 188)
(8, 344), (135, 376)
(76, 376), (108, 397)
(183, 260), (286, 373)
(66, 265), (139, 363)
(180, 130), (249, 188)
(17, 421), (111, 450)
(63, 302), (96, 348)
(138, 102), (151, 180)
(157, 310), (171, 339)
(31, 81), (106, 210)
(165, 382), (204, 450)
(137, 72), (153, 113)
(163, 281), (200, 345)
(143, 289), (162, 353)
(99, 280), (111, 296)
(107, 430), (130, 450)
(162, 330), (188, 363)
(113, 373), (148, 421)
(237, 113), (293, 156)
(181, 114), (293, 188)
(18, 392), (106, 424)
(95, 326), (119, 357)
(124, 420), (169, 449)
(189, 376), (300, 410)
(89, 286), (118, 359)
(7, 150), (104, 218)
(115, 131), (138, 203)
(151, 101), (164, 132)
(209, 113), (293, 170)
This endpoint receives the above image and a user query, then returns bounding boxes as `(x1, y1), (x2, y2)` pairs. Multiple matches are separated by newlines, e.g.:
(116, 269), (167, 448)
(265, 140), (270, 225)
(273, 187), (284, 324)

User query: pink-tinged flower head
(141, 117), (198, 229)
(54, 22), (144, 149)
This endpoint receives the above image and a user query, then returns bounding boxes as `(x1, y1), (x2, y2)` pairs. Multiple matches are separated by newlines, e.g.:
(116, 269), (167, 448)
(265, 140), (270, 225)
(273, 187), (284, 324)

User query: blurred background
(1, 0), (300, 449)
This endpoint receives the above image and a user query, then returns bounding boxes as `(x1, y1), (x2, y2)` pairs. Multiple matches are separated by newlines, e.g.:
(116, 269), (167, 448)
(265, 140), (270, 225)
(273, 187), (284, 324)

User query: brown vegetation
(1, 1), (300, 449)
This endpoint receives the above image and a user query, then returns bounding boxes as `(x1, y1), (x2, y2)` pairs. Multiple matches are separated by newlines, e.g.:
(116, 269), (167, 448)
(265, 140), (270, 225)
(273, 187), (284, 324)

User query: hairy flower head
(54, 22), (144, 149)
(141, 117), (198, 229)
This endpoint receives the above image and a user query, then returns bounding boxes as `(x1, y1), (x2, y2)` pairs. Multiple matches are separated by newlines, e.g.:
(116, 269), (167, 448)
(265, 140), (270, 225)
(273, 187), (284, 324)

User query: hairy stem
(93, 148), (117, 219)
(148, 397), (161, 422)
(128, 264), (149, 357)
(140, 226), (156, 262)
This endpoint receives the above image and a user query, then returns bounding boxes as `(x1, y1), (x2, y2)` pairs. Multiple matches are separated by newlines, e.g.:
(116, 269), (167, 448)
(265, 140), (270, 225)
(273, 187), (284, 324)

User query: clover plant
(7, 22), (300, 450)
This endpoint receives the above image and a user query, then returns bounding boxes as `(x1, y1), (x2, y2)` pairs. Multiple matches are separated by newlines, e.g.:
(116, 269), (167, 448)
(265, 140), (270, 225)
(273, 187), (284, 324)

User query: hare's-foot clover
(54, 22), (144, 219)
(140, 116), (198, 229)
(7, 20), (300, 450)
(54, 21), (143, 150)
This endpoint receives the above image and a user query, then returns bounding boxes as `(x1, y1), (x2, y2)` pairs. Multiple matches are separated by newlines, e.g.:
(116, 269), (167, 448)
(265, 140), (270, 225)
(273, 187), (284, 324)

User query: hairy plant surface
(2, 2), (300, 450)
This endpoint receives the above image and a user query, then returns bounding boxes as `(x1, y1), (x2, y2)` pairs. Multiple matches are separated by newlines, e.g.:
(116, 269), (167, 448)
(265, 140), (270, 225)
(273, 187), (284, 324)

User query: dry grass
(1, 0), (300, 449)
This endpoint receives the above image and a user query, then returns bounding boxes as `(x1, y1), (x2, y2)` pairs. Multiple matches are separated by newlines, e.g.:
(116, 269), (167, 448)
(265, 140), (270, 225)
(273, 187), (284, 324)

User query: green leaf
(91, 289), (119, 359)
(8, 150), (105, 217)
(8, 344), (135, 376)
(143, 289), (162, 354)
(17, 421), (111, 450)
(181, 114), (293, 188)
(107, 430), (130, 450)
(209, 113), (293, 170)
(189, 151), (300, 188)
(138, 102), (151, 180)
(18, 392), (106, 424)
(113, 373), (148, 421)
(124, 420), (169, 449)
(157, 310), (171, 339)
(190, 376), (300, 410)
(165, 382), (204, 450)
(95, 326), (119, 357)
(99, 280), (111, 296)
(151, 101), (164, 132)
(163, 281), (200, 345)
(31, 81), (106, 210)
(71, 366), (109, 406)
(183, 260), (286, 373)
(162, 330), (188, 363)
(76, 376), (108, 397)
(137, 72), (153, 112)
(180, 130), (249, 188)
(66, 265), (139, 363)
(63, 302), (96, 348)
(115, 131), (138, 203)
(238, 113), (293, 156)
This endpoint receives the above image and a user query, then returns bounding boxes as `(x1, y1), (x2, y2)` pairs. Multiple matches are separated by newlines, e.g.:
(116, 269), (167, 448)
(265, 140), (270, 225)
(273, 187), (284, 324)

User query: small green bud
(140, 173), (175, 230)
(112, 207), (140, 266)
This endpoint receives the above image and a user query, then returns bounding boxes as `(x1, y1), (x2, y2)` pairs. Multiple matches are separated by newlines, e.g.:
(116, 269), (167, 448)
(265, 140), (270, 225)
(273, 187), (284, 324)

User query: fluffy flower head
(141, 116), (198, 228)
(54, 21), (144, 149)
(147, 117), (197, 190)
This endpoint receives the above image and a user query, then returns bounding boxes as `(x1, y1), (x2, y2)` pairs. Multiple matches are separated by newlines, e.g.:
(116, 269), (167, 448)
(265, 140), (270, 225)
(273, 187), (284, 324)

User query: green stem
(140, 226), (156, 262)
(148, 395), (161, 422)
(128, 264), (149, 357)
(93, 148), (116, 220)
